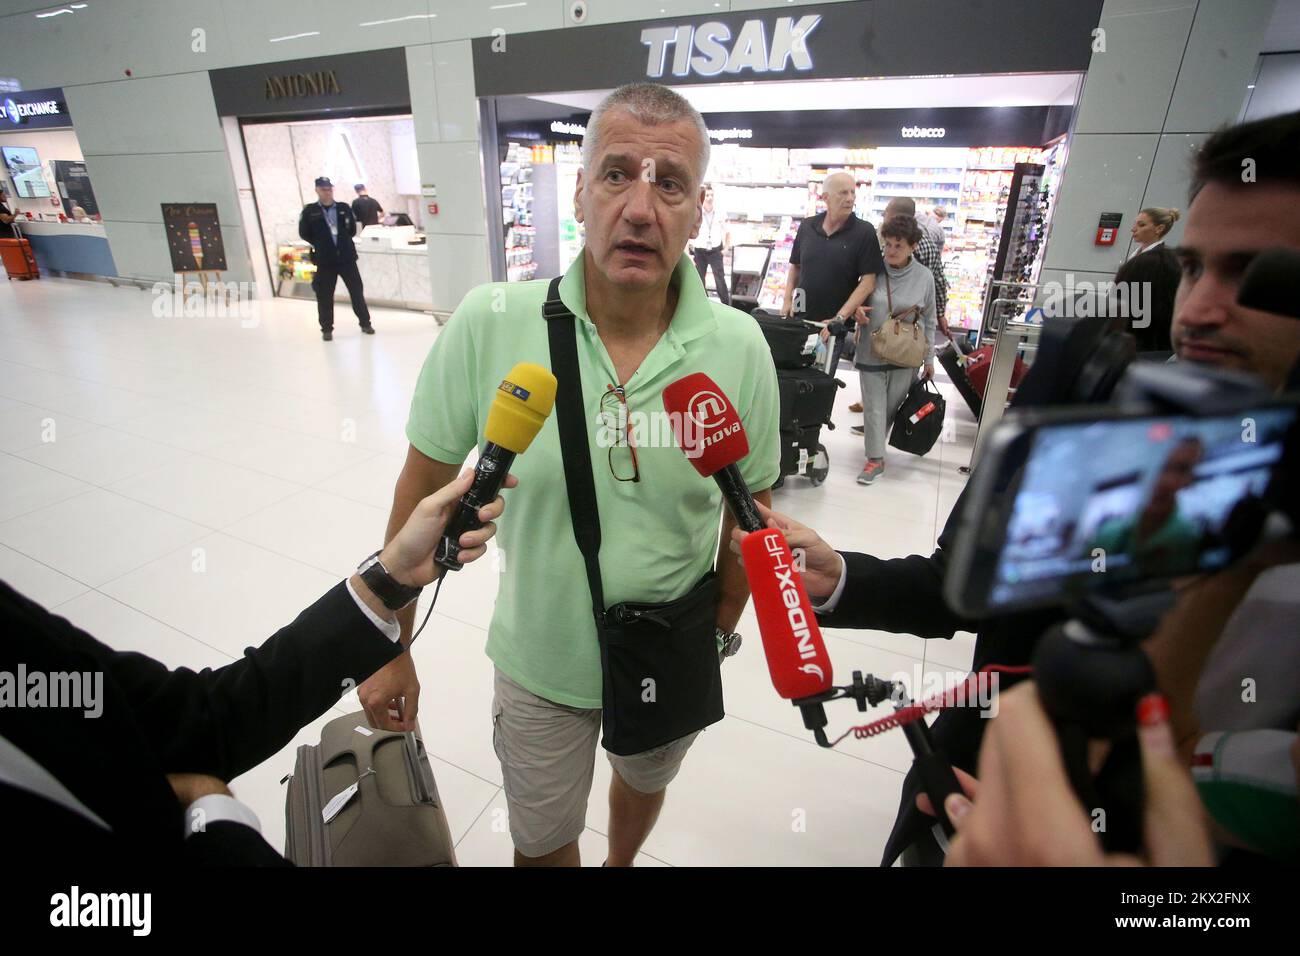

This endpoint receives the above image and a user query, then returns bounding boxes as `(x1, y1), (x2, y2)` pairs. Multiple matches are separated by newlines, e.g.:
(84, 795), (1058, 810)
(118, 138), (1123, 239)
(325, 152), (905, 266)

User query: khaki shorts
(490, 667), (700, 858)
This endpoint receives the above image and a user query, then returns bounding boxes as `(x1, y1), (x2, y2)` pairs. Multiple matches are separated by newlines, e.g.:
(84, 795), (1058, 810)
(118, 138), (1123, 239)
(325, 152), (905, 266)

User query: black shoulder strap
(542, 277), (606, 617)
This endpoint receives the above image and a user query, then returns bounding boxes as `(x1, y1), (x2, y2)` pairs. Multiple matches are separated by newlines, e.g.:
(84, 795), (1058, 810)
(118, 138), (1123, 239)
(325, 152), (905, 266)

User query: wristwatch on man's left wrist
(356, 551), (423, 611)
(716, 627), (743, 661)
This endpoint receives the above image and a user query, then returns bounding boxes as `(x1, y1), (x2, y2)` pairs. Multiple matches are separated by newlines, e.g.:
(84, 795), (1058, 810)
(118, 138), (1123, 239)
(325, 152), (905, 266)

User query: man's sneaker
(857, 460), (884, 485)
(322, 330), (333, 341)
(851, 425), (864, 436)
(848, 402), (863, 413)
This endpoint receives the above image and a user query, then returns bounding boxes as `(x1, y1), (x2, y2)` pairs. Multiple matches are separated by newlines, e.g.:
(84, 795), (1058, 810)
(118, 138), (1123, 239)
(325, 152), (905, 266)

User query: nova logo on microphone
(685, 390), (726, 428)
(684, 389), (743, 456)
(682, 389), (742, 456)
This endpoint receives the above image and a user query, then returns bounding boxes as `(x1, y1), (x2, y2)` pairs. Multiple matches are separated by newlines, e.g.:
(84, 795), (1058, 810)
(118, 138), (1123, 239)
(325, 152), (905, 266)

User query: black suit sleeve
(815, 482), (975, 640)
(183, 821), (294, 867)
(297, 206), (311, 243)
(51, 582), (402, 782)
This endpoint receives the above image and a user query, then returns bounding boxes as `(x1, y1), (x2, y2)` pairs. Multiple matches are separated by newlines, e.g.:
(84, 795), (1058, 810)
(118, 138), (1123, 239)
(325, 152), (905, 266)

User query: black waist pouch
(543, 278), (724, 756)
(598, 572), (723, 755)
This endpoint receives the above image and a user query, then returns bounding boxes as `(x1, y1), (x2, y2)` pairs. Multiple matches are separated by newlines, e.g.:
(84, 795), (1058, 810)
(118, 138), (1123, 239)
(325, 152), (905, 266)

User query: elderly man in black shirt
(782, 172), (884, 371)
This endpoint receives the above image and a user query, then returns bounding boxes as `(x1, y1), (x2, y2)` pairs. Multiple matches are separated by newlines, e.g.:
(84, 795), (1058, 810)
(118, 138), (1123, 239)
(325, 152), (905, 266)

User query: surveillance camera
(569, 0), (588, 24)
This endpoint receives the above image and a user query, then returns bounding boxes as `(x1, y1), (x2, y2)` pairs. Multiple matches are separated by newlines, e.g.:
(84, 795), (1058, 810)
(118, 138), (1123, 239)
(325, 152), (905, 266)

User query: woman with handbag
(854, 215), (936, 485)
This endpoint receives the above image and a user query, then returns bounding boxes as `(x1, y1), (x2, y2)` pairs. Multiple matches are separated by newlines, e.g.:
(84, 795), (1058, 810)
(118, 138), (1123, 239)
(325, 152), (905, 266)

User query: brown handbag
(870, 271), (928, 368)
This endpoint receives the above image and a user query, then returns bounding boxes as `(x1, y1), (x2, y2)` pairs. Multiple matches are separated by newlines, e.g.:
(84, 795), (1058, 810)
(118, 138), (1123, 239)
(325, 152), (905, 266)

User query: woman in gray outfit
(854, 215), (936, 485)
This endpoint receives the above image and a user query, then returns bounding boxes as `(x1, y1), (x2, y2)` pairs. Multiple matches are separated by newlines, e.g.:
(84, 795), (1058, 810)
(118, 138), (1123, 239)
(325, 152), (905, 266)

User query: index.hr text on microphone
(742, 527), (834, 700)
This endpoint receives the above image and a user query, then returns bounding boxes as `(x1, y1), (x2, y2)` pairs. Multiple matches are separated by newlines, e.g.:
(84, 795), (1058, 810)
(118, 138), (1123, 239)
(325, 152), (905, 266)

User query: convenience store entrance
(484, 73), (1081, 342)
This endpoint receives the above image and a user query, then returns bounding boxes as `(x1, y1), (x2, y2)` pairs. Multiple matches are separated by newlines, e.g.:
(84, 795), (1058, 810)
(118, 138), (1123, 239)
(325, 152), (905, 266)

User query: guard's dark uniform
(298, 200), (372, 333)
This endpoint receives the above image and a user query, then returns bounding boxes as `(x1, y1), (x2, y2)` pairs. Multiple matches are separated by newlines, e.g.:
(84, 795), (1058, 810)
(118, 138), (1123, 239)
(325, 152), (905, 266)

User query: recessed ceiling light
(360, 13), (436, 26)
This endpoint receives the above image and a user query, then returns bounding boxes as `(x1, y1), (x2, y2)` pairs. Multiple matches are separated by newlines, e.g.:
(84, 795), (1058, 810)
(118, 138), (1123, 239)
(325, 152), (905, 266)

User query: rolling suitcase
(777, 365), (839, 432)
(963, 344), (1029, 401)
(773, 366), (842, 488)
(752, 308), (818, 369)
(284, 710), (457, 867)
(1, 230), (39, 281)
(777, 424), (829, 487)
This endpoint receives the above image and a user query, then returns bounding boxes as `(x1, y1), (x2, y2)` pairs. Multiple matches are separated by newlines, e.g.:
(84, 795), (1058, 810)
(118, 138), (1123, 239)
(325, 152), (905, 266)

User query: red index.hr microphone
(662, 373), (765, 533)
(741, 527), (834, 699)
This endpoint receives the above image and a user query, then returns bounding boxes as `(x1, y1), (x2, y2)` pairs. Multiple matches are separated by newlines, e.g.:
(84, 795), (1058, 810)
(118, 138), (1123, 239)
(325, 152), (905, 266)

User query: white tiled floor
(0, 276), (977, 866)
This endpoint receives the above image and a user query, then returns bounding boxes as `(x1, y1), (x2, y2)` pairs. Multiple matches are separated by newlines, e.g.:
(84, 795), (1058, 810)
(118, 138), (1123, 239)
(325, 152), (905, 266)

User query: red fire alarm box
(1096, 212), (1123, 246)
(427, 202), (438, 215)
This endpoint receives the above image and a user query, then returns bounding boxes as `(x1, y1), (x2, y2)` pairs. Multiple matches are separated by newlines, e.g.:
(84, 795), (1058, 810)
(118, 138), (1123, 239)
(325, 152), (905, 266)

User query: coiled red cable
(827, 664), (1034, 748)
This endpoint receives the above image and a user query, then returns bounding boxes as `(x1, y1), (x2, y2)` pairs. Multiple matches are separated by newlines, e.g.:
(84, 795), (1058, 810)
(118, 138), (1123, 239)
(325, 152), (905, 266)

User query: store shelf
(873, 191), (961, 199)
(500, 141), (538, 282)
(720, 181), (810, 188)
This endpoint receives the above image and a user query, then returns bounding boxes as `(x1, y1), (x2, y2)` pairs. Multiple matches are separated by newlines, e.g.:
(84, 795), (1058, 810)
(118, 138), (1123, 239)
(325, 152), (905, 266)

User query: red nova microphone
(662, 373), (765, 533)
(741, 527), (833, 698)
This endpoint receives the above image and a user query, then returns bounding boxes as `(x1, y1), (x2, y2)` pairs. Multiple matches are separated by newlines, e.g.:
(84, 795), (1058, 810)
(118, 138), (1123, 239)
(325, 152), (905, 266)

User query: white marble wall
(243, 116), (422, 298)
(357, 247), (403, 303)
(317, 246), (431, 310)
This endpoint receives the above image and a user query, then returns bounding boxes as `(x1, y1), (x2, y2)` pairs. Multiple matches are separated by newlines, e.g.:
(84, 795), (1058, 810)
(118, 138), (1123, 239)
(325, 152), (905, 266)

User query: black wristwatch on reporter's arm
(356, 551), (423, 611)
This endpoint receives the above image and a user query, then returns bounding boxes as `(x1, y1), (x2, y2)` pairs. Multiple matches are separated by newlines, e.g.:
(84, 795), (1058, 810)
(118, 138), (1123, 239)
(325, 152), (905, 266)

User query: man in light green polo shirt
(357, 83), (779, 867)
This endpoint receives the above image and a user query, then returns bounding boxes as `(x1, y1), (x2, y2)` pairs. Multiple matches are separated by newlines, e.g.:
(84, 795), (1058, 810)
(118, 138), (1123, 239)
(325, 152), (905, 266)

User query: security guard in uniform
(298, 176), (374, 341)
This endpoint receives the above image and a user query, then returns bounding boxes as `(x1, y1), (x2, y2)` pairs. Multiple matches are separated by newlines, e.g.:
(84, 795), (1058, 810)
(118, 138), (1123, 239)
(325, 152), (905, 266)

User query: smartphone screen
(949, 403), (1296, 617)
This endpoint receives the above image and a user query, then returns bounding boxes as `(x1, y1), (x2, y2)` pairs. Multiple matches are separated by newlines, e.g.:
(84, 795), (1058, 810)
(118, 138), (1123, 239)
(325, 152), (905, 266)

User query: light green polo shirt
(406, 252), (780, 708)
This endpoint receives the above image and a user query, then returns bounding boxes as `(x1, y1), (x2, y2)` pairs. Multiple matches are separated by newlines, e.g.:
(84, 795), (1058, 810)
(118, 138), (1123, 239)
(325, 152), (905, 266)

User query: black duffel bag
(888, 377), (946, 456)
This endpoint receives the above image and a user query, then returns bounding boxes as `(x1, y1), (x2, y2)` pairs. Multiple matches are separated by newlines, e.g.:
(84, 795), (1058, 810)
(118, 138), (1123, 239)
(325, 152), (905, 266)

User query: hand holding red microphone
(727, 502), (844, 604)
(662, 372), (834, 701)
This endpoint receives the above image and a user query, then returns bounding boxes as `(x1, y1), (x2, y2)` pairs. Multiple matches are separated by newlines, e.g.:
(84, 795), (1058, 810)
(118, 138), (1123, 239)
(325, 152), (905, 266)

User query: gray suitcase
(284, 710), (457, 867)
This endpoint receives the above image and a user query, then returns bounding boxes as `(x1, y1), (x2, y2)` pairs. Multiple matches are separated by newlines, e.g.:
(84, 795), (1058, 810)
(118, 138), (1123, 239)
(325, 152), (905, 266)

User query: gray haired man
(356, 83), (780, 867)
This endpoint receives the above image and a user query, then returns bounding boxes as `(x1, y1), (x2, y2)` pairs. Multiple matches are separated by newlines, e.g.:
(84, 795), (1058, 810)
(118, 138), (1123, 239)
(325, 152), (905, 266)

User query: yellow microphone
(434, 362), (556, 571)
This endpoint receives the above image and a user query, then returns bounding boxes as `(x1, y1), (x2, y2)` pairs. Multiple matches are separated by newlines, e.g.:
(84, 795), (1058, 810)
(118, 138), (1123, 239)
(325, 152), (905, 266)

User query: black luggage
(938, 341), (982, 417)
(777, 365), (838, 433)
(753, 308), (818, 369)
(772, 365), (843, 488)
(777, 424), (829, 487)
(888, 378), (947, 457)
